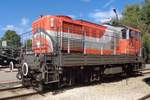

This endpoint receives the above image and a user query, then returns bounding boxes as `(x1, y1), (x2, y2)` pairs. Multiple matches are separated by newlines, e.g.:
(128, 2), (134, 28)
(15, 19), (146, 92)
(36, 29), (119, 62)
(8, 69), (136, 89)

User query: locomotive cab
(119, 27), (141, 56)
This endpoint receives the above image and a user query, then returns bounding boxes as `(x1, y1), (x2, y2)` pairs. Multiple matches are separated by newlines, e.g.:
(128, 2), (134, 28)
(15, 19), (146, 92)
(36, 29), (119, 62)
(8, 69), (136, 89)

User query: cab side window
(129, 30), (135, 38)
(122, 29), (127, 39)
(129, 30), (140, 39)
(136, 32), (141, 39)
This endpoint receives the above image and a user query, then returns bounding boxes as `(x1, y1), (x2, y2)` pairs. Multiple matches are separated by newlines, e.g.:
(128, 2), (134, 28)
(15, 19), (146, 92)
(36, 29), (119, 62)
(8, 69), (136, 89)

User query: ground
(0, 68), (18, 82)
(0, 65), (150, 100)
(23, 74), (149, 100)
(0, 68), (19, 89)
(26, 65), (150, 100)
(0, 68), (17, 82)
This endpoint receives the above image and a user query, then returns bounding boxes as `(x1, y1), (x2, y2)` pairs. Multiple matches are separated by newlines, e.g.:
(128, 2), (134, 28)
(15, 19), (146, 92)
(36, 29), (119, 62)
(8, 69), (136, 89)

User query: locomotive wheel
(33, 82), (45, 91)
(126, 66), (134, 76)
(37, 83), (44, 91)
(59, 69), (76, 87)
(22, 79), (30, 88)
(68, 73), (75, 86)
(16, 72), (22, 80)
(84, 70), (90, 84)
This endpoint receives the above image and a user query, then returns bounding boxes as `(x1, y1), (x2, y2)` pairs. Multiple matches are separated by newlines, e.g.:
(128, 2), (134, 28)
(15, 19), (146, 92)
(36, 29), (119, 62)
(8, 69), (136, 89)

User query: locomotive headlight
(37, 42), (40, 48)
(50, 18), (55, 27)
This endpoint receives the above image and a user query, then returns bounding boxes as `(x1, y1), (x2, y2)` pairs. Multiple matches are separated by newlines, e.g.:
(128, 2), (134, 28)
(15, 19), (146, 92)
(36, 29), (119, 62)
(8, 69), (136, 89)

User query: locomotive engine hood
(32, 30), (54, 54)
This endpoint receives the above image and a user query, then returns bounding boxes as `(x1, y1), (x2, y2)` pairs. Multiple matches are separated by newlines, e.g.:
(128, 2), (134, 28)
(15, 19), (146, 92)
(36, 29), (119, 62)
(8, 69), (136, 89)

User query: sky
(0, 0), (144, 37)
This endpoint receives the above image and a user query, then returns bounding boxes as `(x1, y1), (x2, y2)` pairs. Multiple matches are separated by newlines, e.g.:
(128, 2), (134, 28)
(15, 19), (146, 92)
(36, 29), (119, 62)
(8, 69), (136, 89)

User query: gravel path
(1, 65), (149, 100)
(24, 73), (150, 100)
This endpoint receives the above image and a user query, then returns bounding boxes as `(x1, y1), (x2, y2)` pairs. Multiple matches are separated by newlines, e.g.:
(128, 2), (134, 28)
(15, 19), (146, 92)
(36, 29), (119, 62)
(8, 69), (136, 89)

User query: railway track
(0, 80), (21, 84)
(138, 94), (150, 100)
(0, 80), (21, 90)
(141, 68), (150, 75)
(0, 86), (38, 100)
(0, 85), (23, 92)
(0, 80), (39, 100)
(138, 68), (150, 100)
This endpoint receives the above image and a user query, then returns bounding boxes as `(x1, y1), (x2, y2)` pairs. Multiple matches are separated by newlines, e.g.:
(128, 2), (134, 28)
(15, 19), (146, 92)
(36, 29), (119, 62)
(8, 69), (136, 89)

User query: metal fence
(20, 31), (33, 54)
(19, 28), (121, 55)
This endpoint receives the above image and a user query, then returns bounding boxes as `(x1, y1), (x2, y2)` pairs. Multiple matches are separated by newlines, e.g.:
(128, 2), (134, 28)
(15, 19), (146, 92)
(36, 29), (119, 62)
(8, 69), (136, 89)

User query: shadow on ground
(143, 77), (150, 86)
(39, 73), (143, 96)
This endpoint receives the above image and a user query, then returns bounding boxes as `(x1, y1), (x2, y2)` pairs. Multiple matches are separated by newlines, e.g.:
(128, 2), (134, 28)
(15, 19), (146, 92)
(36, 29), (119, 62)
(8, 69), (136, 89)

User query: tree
(140, 0), (150, 62)
(142, 33), (150, 62)
(2, 30), (21, 48)
(141, 0), (150, 33)
(26, 39), (32, 47)
(121, 4), (141, 28)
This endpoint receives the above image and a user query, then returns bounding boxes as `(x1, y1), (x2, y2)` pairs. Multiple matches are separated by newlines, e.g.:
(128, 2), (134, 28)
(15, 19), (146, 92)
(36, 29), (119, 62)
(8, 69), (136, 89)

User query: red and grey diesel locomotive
(19, 15), (144, 91)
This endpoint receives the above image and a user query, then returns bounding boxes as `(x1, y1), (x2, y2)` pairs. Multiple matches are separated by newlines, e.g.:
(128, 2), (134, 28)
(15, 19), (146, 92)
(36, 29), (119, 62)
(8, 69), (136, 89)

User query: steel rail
(0, 86), (23, 92)
(0, 86), (38, 100)
(0, 91), (38, 100)
(138, 94), (150, 100)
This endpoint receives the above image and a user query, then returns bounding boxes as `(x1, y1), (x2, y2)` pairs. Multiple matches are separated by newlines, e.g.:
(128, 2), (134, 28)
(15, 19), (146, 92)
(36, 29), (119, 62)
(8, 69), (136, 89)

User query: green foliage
(26, 39), (32, 47)
(111, 18), (119, 26)
(141, 0), (150, 32)
(142, 33), (150, 62)
(145, 0), (150, 3)
(121, 5), (141, 28)
(2, 30), (21, 48)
